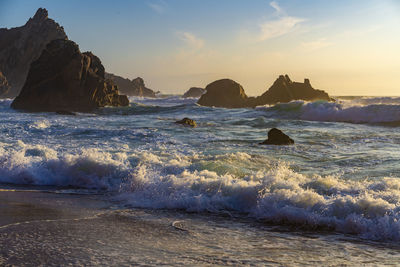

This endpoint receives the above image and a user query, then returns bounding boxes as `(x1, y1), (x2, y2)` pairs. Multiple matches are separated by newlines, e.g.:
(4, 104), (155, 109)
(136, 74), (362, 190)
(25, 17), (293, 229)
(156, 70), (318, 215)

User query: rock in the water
(254, 75), (333, 105)
(175, 118), (197, 127)
(0, 71), (10, 96)
(11, 39), (129, 112)
(55, 110), (76, 116)
(105, 73), (156, 97)
(0, 8), (67, 98)
(260, 128), (294, 145)
(197, 79), (249, 108)
(198, 75), (333, 108)
(183, 87), (206, 98)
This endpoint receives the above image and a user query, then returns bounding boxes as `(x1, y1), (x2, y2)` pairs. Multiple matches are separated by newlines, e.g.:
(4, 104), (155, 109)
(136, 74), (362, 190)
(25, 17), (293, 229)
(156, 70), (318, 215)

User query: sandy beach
(0, 186), (399, 266)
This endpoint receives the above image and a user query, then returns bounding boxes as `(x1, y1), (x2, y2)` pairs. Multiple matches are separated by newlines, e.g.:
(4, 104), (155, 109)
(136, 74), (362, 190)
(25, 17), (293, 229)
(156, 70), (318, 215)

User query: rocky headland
(0, 8), (67, 98)
(198, 75), (333, 108)
(105, 73), (157, 97)
(11, 39), (129, 112)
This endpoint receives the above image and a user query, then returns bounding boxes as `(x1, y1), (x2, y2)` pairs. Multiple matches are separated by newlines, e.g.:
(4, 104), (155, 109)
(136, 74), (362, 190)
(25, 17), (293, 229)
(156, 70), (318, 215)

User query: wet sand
(1, 187), (400, 266)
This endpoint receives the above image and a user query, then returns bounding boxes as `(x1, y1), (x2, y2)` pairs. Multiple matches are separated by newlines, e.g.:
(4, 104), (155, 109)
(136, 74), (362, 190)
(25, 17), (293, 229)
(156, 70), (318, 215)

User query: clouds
(147, 0), (167, 14)
(259, 1), (305, 41)
(176, 31), (205, 50)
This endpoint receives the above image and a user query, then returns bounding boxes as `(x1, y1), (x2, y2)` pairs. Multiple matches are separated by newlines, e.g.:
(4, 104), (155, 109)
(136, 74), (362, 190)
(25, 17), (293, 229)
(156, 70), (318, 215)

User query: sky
(1, 0), (399, 96)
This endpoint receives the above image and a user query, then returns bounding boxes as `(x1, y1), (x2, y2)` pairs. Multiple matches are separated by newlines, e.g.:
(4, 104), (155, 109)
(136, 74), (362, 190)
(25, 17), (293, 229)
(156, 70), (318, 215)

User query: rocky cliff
(11, 39), (129, 112)
(0, 8), (67, 98)
(105, 73), (156, 97)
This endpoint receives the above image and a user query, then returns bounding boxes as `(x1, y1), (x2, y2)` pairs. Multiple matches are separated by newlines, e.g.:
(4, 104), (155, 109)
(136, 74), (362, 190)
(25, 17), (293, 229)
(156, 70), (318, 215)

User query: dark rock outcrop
(0, 8), (67, 98)
(260, 128), (294, 145)
(105, 73), (156, 97)
(175, 118), (197, 127)
(11, 39), (129, 112)
(254, 75), (333, 105)
(197, 75), (333, 108)
(197, 79), (249, 108)
(183, 87), (206, 98)
(0, 71), (10, 96)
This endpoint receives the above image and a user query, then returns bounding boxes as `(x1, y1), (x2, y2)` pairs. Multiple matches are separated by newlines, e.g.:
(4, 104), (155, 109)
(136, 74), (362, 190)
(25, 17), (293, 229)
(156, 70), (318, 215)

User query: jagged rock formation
(11, 39), (129, 112)
(197, 79), (249, 108)
(105, 73), (156, 97)
(175, 118), (197, 127)
(254, 75), (333, 105)
(183, 87), (206, 98)
(260, 128), (294, 145)
(197, 75), (333, 108)
(0, 71), (10, 96)
(0, 8), (67, 98)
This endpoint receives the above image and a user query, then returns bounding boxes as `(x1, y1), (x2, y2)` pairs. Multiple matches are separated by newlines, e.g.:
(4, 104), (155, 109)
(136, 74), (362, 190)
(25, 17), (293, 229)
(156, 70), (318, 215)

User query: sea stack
(197, 75), (333, 108)
(0, 8), (68, 98)
(105, 73), (157, 97)
(254, 75), (333, 105)
(197, 79), (249, 108)
(11, 39), (129, 112)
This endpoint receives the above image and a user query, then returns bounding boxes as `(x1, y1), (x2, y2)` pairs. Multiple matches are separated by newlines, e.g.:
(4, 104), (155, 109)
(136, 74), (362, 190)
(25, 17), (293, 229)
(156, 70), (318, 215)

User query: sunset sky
(1, 0), (399, 96)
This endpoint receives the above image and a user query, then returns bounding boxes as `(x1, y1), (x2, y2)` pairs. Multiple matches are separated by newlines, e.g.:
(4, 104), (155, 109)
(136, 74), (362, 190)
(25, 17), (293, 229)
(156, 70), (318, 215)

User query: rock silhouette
(260, 128), (294, 145)
(11, 39), (129, 112)
(183, 87), (206, 98)
(198, 75), (333, 108)
(197, 79), (249, 108)
(105, 73), (156, 97)
(0, 8), (67, 98)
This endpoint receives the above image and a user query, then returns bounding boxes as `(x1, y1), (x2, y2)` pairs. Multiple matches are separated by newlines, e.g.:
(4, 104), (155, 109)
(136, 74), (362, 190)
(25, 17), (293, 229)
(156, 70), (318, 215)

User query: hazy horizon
(1, 0), (399, 96)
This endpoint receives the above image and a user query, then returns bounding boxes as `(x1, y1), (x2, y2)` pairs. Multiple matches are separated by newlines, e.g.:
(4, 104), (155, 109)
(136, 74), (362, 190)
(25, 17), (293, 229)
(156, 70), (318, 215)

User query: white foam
(1, 139), (400, 241)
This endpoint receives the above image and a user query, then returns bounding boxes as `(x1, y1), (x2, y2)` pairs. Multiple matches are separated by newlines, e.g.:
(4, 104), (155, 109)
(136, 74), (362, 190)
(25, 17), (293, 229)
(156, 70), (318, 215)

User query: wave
(1, 141), (400, 241)
(260, 100), (400, 124)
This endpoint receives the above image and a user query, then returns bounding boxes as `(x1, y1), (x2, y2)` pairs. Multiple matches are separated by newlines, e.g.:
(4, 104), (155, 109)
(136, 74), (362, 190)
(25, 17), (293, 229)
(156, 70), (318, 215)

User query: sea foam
(1, 141), (400, 241)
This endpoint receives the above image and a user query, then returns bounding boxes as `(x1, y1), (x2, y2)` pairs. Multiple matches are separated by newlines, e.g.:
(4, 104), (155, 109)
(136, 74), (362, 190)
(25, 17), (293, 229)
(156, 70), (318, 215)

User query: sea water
(1, 96), (400, 263)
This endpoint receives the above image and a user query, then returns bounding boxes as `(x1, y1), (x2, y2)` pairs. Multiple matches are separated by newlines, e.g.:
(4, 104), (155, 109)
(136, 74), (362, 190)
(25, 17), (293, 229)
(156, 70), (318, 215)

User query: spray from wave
(1, 141), (400, 241)
(259, 97), (400, 124)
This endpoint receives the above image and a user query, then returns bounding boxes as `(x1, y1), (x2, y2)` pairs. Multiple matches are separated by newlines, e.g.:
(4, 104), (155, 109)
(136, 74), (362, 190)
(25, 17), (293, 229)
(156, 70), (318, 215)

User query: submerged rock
(0, 8), (68, 98)
(197, 79), (248, 108)
(197, 75), (332, 108)
(183, 87), (206, 98)
(175, 118), (197, 127)
(105, 73), (156, 97)
(11, 39), (129, 112)
(260, 128), (294, 145)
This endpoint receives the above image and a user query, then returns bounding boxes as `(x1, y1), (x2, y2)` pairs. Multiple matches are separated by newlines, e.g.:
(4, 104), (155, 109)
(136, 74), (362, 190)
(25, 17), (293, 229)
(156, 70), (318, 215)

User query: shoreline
(1, 186), (400, 266)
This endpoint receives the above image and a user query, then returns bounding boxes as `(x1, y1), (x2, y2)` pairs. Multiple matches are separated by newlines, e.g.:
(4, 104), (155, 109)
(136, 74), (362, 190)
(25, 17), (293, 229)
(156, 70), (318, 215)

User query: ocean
(1, 96), (400, 265)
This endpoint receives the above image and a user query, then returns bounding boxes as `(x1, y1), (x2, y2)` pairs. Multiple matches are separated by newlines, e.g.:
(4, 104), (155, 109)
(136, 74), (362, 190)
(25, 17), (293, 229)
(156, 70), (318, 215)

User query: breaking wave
(1, 141), (400, 241)
(260, 99), (400, 124)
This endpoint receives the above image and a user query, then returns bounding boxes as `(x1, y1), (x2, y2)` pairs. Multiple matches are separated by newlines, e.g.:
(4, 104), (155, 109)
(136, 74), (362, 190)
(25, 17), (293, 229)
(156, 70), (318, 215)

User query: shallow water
(1, 96), (400, 247)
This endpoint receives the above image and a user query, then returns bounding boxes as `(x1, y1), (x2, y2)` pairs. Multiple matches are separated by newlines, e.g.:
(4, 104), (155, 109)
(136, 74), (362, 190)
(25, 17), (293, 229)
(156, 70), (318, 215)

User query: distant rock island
(105, 73), (156, 97)
(0, 8), (67, 98)
(11, 39), (129, 112)
(183, 87), (206, 98)
(197, 79), (249, 108)
(198, 75), (333, 108)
